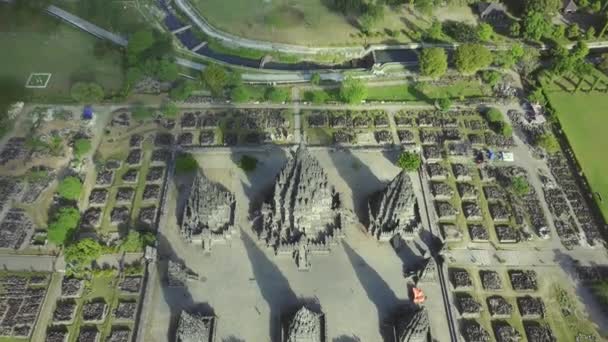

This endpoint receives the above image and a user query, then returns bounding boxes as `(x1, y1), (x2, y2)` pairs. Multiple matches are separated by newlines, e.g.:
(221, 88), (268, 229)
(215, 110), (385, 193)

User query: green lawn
(53, 0), (148, 35)
(366, 80), (489, 102)
(543, 75), (608, 220)
(191, 0), (431, 46)
(0, 5), (124, 101)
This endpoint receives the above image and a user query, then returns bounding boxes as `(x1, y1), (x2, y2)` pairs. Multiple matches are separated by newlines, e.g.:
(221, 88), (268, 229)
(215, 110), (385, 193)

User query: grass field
(53, 0), (148, 35)
(0, 5), (124, 100)
(543, 74), (608, 220)
(365, 80), (490, 102)
(192, 0), (477, 46)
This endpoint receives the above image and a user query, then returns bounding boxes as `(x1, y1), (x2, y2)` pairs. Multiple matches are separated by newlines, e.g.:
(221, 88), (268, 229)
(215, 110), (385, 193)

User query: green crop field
(0, 5), (124, 101)
(543, 75), (608, 220)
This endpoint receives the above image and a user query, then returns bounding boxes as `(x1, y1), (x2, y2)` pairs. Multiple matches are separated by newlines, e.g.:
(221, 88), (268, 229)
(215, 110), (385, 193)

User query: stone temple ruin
(254, 145), (348, 268)
(367, 171), (420, 241)
(180, 171), (236, 252)
(176, 310), (216, 342)
(283, 306), (325, 342)
(393, 307), (430, 342)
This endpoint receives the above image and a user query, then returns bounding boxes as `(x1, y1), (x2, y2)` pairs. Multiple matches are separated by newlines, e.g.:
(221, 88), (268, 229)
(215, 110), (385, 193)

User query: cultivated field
(543, 75), (608, 220)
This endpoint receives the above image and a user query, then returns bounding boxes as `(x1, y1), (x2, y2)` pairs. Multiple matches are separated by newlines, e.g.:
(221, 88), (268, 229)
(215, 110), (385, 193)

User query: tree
(528, 88), (547, 105)
(397, 151), (421, 171)
(454, 44), (493, 74)
(265, 87), (290, 103)
(169, 80), (196, 101)
(481, 70), (502, 87)
(567, 23), (581, 40)
(310, 72), (321, 86)
(523, 12), (550, 41)
(477, 23), (494, 41)
(73, 138), (91, 159)
(535, 133), (560, 153)
(510, 176), (530, 196)
(304, 90), (329, 104)
(486, 108), (503, 123)
(586, 27), (596, 40)
(57, 176), (82, 201)
(437, 97), (452, 111)
(230, 86), (250, 103)
(414, 0), (433, 15)
(154, 59), (179, 82)
(64, 238), (103, 273)
(238, 155), (258, 172)
(426, 20), (443, 41)
(119, 231), (156, 253)
(161, 101), (179, 118)
(175, 153), (198, 174)
(591, 0), (602, 13)
(339, 77), (367, 104)
(201, 64), (228, 97)
(510, 22), (521, 37)
(48, 207), (80, 245)
(419, 48), (448, 78)
(70, 82), (104, 103)
(526, 0), (561, 15)
(599, 13), (608, 38)
(126, 30), (154, 64)
(552, 25), (566, 40)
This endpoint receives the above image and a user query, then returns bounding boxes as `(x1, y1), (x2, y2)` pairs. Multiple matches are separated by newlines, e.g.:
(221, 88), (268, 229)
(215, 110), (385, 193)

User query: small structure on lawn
(82, 106), (94, 120)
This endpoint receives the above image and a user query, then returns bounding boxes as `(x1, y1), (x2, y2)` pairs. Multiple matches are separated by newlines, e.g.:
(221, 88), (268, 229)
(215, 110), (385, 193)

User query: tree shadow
(241, 232), (298, 342)
(342, 241), (405, 341)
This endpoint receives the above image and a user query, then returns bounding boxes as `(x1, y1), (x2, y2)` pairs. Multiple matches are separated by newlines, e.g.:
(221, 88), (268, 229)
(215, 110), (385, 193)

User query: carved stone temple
(368, 171), (420, 241)
(180, 171), (236, 251)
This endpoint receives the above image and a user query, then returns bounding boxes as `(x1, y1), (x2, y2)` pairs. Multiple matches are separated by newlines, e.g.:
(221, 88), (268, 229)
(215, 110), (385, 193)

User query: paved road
(0, 255), (57, 271)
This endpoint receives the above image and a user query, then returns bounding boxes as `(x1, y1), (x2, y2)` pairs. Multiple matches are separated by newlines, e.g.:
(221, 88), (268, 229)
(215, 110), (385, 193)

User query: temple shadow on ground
(156, 233), (215, 342)
(241, 232), (299, 342)
(342, 241), (406, 342)
(333, 335), (362, 342)
(327, 148), (387, 227)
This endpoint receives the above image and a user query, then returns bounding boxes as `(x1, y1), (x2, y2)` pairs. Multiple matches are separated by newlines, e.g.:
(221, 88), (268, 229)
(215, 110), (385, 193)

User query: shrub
(536, 133), (559, 153)
(175, 153), (198, 174)
(161, 101), (179, 118)
(265, 87), (290, 103)
(238, 155), (258, 172)
(48, 207), (80, 245)
(73, 138), (92, 159)
(304, 90), (329, 104)
(57, 176), (82, 201)
(230, 86), (250, 103)
(64, 238), (103, 273)
(437, 98), (452, 111)
(510, 176), (530, 196)
(119, 231), (156, 253)
(339, 77), (367, 104)
(397, 151), (421, 171)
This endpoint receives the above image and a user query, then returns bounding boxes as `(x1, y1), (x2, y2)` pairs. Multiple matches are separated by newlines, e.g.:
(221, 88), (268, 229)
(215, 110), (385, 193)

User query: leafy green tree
(586, 27), (596, 40)
(57, 176), (82, 201)
(454, 44), (493, 74)
(169, 80), (197, 101)
(523, 12), (550, 41)
(70, 82), (104, 103)
(175, 153), (198, 174)
(155, 59), (179, 82)
(426, 20), (443, 41)
(64, 238), (103, 272)
(119, 231), (156, 253)
(591, 0), (602, 13)
(201, 64), (228, 97)
(161, 101), (179, 118)
(510, 176), (530, 196)
(567, 23), (581, 40)
(310, 72), (321, 86)
(126, 30), (154, 64)
(339, 77), (367, 104)
(419, 48), (448, 78)
(477, 23), (494, 41)
(230, 86), (250, 103)
(73, 139), (91, 159)
(48, 207), (80, 245)
(265, 87), (290, 103)
(238, 155), (258, 172)
(552, 25), (566, 40)
(481, 70), (502, 87)
(397, 151), (421, 171)
(510, 22), (521, 37)
(535, 133), (560, 153)
(526, 0), (561, 15)
(528, 88), (547, 105)
(486, 108), (503, 123)
(500, 123), (513, 137)
(304, 90), (329, 104)
(437, 97), (452, 111)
